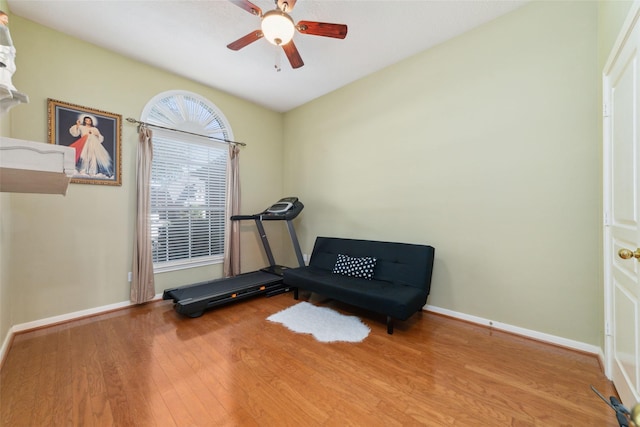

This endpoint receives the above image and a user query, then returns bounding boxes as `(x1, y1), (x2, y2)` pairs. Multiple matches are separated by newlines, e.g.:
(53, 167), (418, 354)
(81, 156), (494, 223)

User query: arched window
(141, 91), (233, 272)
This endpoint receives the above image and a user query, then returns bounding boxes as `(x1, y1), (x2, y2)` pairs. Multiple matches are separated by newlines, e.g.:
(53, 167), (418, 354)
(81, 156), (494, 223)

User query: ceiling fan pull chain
(274, 46), (282, 72)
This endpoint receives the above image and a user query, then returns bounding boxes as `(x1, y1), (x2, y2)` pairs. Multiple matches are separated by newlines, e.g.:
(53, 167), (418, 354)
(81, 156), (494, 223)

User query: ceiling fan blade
(282, 41), (304, 69)
(228, 0), (262, 16)
(227, 31), (264, 50)
(296, 21), (348, 39)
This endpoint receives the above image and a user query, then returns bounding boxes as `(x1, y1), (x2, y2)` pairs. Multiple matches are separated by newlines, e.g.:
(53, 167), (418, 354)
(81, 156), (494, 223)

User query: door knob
(618, 248), (640, 260)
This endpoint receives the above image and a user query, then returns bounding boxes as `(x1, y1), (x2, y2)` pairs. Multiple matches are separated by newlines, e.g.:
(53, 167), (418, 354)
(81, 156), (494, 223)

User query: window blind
(150, 132), (227, 268)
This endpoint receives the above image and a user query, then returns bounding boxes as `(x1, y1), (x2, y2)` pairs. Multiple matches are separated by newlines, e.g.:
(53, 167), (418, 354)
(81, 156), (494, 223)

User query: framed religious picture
(47, 99), (122, 186)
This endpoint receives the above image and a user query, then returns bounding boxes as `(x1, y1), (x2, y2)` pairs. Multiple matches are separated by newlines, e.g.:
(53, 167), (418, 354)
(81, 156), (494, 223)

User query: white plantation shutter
(142, 91), (233, 272)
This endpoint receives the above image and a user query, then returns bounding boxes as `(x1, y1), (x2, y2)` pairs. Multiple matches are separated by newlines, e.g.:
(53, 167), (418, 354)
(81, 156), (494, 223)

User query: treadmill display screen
(266, 202), (293, 214)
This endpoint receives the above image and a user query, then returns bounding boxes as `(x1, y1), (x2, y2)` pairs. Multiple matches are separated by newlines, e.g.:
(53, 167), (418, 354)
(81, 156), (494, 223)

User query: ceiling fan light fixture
(261, 10), (295, 45)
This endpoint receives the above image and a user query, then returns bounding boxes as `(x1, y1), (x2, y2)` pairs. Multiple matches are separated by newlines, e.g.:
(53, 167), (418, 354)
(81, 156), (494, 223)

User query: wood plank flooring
(0, 292), (620, 426)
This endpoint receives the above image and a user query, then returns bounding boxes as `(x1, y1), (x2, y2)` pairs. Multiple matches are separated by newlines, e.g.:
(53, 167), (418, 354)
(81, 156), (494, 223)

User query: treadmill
(162, 197), (305, 318)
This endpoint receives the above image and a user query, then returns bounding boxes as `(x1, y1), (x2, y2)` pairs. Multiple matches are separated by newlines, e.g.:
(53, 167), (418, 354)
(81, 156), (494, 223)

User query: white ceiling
(7, 0), (528, 112)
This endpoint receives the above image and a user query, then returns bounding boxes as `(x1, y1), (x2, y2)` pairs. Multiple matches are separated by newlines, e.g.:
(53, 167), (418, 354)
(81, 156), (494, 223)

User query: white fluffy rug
(267, 302), (370, 343)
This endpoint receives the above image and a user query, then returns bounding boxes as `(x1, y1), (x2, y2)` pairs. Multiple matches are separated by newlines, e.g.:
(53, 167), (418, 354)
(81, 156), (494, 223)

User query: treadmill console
(266, 197), (298, 214)
(231, 197), (303, 222)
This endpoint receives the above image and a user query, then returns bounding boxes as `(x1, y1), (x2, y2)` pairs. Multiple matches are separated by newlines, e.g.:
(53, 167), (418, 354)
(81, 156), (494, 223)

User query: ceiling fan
(226, 0), (348, 69)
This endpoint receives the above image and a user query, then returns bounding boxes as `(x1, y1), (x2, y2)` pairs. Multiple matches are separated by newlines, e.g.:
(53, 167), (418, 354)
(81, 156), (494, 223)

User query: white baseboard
(2, 298), (604, 367)
(424, 304), (603, 356)
(1, 294), (163, 366)
(0, 328), (12, 368)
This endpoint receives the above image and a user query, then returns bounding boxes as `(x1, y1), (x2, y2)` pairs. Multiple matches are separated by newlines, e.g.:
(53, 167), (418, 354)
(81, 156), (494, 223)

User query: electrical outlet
(127, 272), (132, 282)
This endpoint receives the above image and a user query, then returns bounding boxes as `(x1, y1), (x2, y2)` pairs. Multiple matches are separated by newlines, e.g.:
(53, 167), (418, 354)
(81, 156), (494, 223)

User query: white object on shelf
(0, 137), (75, 195)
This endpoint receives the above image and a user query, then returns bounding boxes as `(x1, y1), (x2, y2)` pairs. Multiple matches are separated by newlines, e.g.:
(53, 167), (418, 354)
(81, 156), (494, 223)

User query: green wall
(0, 0), (12, 356)
(283, 0), (612, 346)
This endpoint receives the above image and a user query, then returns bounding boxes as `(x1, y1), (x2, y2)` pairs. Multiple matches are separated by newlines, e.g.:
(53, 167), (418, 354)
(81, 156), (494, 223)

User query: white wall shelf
(0, 137), (75, 195)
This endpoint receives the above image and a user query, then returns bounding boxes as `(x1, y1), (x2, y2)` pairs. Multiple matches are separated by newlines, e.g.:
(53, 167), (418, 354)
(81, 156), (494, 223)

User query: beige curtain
(223, 143), (241, 277)
(131, 125), (156, 303)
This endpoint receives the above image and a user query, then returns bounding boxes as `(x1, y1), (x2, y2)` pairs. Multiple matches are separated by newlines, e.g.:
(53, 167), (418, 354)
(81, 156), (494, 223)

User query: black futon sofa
(282, 237), (435, 334)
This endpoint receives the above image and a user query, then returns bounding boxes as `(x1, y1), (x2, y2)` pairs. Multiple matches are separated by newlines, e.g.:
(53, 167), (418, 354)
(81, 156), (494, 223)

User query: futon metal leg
(293, 288), (299, 300)
(387, 316), (394, 334)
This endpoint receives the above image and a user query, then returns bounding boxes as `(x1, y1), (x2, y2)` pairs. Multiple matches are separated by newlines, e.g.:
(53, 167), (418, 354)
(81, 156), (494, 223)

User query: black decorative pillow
(332, 254), (377, 280)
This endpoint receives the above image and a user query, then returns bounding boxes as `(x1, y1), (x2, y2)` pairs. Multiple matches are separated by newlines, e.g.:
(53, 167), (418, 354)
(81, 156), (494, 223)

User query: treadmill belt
(168, 271), (280, 300)
(162, 271), (285, 316)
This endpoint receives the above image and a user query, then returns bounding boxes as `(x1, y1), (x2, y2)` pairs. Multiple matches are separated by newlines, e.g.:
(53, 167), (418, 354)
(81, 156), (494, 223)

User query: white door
(603, 2), (640, 408)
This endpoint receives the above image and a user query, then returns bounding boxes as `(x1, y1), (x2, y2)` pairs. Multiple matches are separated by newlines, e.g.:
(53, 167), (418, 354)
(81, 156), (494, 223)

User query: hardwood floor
(0, 293), (620, 426)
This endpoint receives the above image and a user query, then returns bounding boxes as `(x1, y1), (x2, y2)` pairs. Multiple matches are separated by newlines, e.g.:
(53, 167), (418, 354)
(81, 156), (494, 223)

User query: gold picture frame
(47, 99), (122, 186)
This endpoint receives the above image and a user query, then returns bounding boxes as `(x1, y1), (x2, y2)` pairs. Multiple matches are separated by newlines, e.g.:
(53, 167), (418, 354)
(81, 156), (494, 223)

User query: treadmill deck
(163, 270), (287, 317)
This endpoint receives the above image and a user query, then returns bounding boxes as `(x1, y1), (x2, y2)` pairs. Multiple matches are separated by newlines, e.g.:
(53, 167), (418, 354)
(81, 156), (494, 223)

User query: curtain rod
(126, 118), (247, 147)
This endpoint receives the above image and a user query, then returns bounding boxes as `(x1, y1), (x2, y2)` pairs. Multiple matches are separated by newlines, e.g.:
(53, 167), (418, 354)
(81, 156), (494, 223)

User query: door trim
(602, 0), (640, 404)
